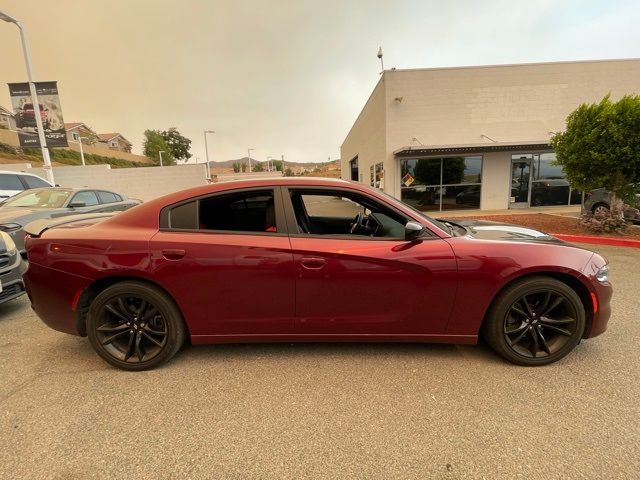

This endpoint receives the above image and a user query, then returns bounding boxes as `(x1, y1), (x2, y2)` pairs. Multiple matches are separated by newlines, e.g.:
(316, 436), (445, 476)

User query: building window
(110, 140), (118, 148)
(400, 156), (483, 211)
(350, 156), (359, 181)
(511, 153), (581, 207)
(72, 132), (79, 141)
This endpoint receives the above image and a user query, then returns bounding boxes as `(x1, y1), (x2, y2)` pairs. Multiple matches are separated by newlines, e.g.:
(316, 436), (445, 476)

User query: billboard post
(1, 10), (55, 185)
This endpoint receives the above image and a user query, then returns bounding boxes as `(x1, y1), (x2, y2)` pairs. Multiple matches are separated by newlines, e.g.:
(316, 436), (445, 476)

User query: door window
(0, 174), (24, 191)
(289, 190), (407, 238)
(21, 175), (50, 189)
(161, 190), (278, 233)
(71, 191), (100, 206)
(97, 191), (119, 204)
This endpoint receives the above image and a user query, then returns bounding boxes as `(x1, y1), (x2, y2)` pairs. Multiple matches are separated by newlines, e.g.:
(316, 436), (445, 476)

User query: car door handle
(162, 249), (186, 260)
(300, 257), (326, 269)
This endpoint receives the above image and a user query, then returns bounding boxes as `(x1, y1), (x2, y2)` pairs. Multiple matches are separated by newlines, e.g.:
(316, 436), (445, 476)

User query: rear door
(283, 187), (458, 335)
(150, 187), (296, 337)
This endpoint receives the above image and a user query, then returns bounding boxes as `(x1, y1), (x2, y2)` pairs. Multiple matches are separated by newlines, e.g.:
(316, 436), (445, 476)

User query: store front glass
(399, 156), (482, 211)
(509, 153), (581, 208)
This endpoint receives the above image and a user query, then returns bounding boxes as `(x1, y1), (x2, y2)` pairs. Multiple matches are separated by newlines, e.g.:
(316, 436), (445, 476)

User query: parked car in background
(583, 188), (640, 223)
(0, 170), (53, 200)
(24, 178), (611, 371)
(0, 187), (141, 255)
(0, 230), (27, 305)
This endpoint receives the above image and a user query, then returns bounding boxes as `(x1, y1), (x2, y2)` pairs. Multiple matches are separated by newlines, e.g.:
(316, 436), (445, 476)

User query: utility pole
(0, 11), (55, 184)
(247, 148), (254, 173)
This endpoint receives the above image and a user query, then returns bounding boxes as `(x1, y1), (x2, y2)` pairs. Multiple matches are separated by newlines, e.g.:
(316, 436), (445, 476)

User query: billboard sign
(8, 81), (68, 148)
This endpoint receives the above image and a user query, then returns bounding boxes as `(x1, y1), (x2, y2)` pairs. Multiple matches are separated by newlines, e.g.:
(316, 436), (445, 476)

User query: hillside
(209, 157), (341, 177)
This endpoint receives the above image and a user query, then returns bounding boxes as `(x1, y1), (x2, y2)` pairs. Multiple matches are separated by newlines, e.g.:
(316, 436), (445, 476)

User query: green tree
(272, 160), (283, 172)
(161, 127), (192, 162)
(252, 161), (264, 172)
(232, 162), (241, 173)
(143, 129), (175, 166)
(551, 94), (640, 203)
(241, 162), (247, 172)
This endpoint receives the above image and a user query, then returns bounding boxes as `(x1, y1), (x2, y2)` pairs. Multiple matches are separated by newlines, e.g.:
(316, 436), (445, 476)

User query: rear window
(0, 174), (25, 191)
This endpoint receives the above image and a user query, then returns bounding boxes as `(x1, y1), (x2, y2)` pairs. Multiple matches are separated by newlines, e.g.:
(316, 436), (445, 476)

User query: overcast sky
(1, 0), (638, 163)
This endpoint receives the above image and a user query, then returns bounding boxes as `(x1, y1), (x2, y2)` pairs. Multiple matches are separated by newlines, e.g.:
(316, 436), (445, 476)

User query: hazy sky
(1, 0), (639, 163)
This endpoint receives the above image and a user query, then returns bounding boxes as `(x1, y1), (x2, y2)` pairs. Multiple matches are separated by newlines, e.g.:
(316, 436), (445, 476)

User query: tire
(592, 203), (610, 217)
(86, 281), (186, 371)
(482, 276), (585, 366)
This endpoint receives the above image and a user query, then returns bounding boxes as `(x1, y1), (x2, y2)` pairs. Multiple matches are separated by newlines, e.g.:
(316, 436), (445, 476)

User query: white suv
(0, 170), (53, 200)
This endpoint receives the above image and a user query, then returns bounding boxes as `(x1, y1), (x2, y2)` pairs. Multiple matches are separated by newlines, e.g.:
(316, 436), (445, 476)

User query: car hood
(441, 219), (567, 245)
(0, 206), (68, 225)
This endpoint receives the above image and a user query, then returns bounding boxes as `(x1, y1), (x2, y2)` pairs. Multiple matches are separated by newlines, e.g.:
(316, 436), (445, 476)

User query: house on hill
(97, 133), (132, 153)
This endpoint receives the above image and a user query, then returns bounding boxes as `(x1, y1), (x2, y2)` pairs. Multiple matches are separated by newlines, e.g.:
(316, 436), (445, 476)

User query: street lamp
(75, 136), (90, 166)
(159, 150), (165, 167)
(247, 148), (254, 173)
(203, 130), (214, 179)
(1, 10), (55, 185)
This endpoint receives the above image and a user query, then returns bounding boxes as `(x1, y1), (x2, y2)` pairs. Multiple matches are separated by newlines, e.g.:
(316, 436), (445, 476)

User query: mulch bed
(457, 213), (640, 239)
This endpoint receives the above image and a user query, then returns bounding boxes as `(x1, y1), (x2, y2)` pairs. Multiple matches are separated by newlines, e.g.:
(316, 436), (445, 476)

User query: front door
(284, 187), (458, 335)
(509, 157), (532, 208)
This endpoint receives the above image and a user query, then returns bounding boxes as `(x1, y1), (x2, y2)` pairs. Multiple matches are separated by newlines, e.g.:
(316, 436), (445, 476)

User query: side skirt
(190, 333), (478, 346)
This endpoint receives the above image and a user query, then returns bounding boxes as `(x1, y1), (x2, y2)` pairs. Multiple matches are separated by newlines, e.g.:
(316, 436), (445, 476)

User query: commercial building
(341, 58), (640, 211)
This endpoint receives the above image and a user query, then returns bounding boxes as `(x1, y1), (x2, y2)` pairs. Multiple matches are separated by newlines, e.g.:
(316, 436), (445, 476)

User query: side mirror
(405, 221), (425, 241)
(68, 201), (86, 208)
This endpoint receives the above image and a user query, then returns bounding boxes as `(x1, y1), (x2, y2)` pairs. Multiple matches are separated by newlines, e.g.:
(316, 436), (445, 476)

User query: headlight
(0, 231), (16, 253)
(595, 264), (609, 283)
(0, 223), (22, 232)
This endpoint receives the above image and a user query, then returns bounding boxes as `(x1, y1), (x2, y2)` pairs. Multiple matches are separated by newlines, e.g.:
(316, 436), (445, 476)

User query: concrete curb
(552, 233), (640, 249)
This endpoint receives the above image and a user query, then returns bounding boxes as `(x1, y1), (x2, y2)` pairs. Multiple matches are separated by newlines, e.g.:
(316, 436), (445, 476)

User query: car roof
(0, 170), (48, 178)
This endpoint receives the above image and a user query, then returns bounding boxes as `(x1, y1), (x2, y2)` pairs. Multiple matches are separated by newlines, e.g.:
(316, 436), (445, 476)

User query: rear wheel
(482, 277), (585, 366)
(592, 203), (610, 217)
(87, 281), (186, 371)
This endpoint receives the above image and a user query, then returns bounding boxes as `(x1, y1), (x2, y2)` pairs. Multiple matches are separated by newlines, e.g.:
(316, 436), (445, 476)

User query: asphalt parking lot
(1, 244), (639, 479)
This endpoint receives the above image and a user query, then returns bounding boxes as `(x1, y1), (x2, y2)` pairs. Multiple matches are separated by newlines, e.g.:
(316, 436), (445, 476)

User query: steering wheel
(349, 212), (364, 234)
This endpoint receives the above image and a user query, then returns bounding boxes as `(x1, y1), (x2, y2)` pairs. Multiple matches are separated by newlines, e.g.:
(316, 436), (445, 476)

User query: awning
(393, 140), (551, 157)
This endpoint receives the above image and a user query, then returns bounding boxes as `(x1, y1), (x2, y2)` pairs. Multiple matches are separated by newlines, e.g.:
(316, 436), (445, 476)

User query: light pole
(159, 150), (165, 167)
(247, 148), (254, 173)
(203, 130), (214, 179)
(1, 10), (55, 185)
(76, 136), (90, 166)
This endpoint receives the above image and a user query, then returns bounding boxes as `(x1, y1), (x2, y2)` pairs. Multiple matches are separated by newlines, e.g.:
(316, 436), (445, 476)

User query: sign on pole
(8, 81), (68, 148)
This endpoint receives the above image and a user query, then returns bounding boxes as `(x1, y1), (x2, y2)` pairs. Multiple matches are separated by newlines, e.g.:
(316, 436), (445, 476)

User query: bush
(580, 200), (629, 233)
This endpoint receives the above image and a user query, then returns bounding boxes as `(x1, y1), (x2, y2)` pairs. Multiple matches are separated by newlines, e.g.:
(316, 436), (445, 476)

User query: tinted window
(97, 191), (119, 204)
(0, 174), (25, 191)
(200, 190), (276, 232)
(168, 201), (198, 229)
(22, 175), (50, 189)
(71, 191), (99, 206)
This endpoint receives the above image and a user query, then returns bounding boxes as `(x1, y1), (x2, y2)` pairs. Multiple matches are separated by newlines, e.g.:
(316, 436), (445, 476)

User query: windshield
(4, 189), (72, 209)
(374, 187), (452, 234)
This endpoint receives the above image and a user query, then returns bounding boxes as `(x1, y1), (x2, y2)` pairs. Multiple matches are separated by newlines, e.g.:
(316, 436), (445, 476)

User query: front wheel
(86, 281), (186, 371)
(482, 277), (585, 366)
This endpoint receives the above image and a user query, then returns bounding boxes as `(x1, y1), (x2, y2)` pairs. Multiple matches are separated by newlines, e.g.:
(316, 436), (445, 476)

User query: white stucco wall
(1, 163), (208, 201)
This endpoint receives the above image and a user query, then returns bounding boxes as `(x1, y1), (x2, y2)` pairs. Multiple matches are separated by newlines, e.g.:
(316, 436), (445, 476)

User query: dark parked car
(583, 188), (640, 223)
(24, 178), (611, 371)
(0, 187), (141, 254)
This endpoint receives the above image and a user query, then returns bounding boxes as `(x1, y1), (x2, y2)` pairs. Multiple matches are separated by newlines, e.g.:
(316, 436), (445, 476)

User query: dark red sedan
(24, 178), (612, 370)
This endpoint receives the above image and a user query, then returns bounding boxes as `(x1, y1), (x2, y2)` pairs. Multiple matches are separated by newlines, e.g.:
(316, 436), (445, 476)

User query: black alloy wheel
(87, 282), (186, 371)
(483, 277), (585, 366)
